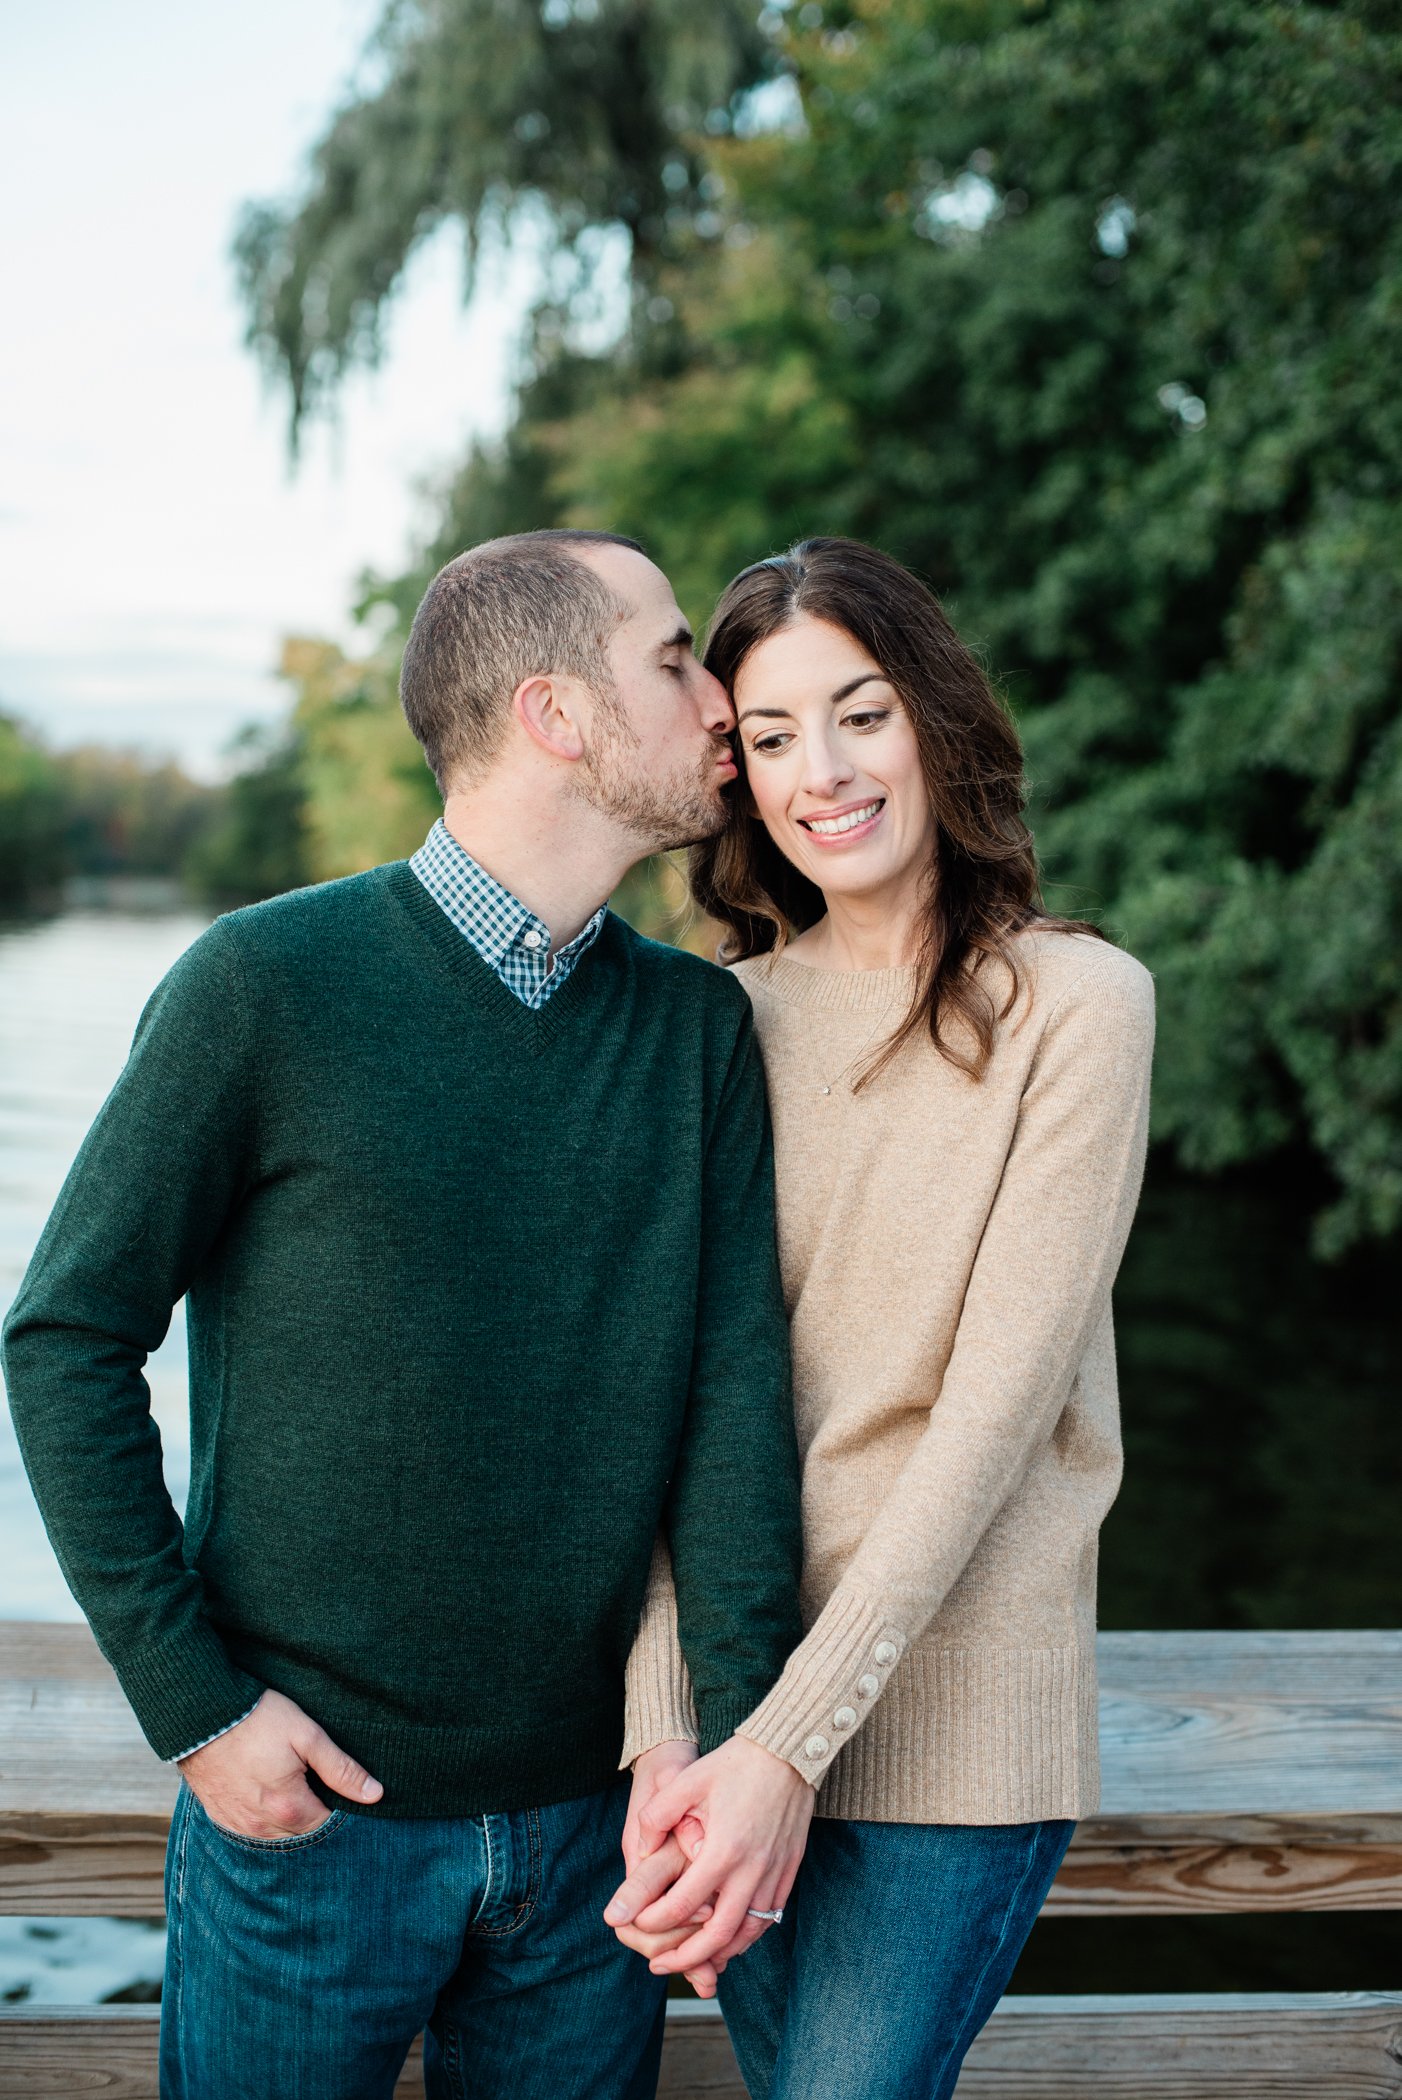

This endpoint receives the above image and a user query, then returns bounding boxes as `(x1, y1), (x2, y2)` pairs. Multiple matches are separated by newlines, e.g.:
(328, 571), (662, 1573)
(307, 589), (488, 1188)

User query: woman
(616, 537), (1155, 2099)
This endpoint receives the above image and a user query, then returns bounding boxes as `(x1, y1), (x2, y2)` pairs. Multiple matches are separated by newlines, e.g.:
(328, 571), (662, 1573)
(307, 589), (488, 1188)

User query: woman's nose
(803, 746), (855, 799)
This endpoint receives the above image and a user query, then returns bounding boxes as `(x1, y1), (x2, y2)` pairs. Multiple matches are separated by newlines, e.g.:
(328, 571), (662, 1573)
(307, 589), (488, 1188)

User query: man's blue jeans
(717, 1816), (1073, 2100)
(160, 1777), (665, 2100)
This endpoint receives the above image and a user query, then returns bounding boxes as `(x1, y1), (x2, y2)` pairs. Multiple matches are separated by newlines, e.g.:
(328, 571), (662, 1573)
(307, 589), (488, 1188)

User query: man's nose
(697, 665), (735, 735)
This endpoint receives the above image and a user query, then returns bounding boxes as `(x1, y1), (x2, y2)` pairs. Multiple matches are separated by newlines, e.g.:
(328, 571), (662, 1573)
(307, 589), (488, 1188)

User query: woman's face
(733, 614), (936, 909)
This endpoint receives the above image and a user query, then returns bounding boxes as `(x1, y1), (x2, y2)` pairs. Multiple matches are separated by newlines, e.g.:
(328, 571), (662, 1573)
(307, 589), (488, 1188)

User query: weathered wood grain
(954, 1993), (1402, 2097)
(3, 1625), (1401, 1916)
(4, 1997), (1401, 2099)
(1046, 1814), (1402, 1913)
(660, 1997), (1402, 2098)
(1095, 1631), (1402, 1817)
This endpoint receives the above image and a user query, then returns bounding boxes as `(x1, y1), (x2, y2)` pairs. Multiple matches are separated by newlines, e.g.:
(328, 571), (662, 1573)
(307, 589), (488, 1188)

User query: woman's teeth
(805, 800), (883, 835)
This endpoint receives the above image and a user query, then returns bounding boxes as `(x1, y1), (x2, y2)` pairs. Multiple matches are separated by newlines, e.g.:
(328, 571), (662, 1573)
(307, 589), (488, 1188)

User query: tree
(0, 714), (67, 906)
(240, 0), (1402, 1252)
(537, 0), (1402, 1253)
(234, 0), (783, 434)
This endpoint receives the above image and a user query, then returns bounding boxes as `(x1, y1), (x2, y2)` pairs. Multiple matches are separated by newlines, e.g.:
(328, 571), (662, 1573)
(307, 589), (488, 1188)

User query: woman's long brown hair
(690, 537), (1100, 1083)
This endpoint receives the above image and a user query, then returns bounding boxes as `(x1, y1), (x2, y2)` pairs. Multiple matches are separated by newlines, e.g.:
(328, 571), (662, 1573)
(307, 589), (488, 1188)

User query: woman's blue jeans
(717, 1815), (1073, 2100)
(159, 1776), (665, 2100)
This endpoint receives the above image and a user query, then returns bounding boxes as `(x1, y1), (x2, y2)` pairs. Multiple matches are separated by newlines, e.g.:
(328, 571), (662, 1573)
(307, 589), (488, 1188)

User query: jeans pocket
(194, 1796), (351, 1853)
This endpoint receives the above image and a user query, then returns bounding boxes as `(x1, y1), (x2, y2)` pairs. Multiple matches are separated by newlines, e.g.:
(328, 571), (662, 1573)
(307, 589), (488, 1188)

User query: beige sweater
(622, 929), (1155, 1823)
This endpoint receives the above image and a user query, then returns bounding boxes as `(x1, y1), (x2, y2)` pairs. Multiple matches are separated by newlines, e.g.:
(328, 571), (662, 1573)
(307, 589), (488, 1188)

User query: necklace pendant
(818, 1084), (831, 1096)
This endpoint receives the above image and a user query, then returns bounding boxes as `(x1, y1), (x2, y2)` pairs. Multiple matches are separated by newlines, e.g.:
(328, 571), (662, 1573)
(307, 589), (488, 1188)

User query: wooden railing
(1, 1624), (1400, 2096)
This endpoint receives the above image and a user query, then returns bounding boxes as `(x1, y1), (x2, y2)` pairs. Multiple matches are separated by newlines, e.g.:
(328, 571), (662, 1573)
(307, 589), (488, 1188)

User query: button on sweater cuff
(736, 1587), (906, 1783)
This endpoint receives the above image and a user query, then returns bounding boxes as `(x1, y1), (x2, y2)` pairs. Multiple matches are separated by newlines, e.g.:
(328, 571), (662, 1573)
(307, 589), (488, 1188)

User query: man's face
(571, 546), (738, 851)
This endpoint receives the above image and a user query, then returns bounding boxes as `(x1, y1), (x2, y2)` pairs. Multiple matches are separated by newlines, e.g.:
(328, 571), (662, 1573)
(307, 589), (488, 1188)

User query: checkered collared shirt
(409, 819), (607, 1008)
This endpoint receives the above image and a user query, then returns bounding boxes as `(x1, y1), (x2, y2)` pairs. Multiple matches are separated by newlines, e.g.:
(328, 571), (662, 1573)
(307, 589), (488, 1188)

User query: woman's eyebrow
(738, 672), (887, 724)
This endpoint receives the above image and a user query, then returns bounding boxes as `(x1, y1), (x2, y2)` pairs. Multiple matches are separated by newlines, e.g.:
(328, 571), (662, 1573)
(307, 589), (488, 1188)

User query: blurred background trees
(225, 0), (1401, 1258)
(0, 716), (221, 908)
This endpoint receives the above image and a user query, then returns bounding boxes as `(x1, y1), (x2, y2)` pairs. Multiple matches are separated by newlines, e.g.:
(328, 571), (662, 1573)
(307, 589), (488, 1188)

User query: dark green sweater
(2, 864), (803, 1815)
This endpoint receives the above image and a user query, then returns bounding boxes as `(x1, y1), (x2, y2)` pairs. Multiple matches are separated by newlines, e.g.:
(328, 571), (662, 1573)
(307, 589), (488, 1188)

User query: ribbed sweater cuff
(736, 1587), (907, 1785)
(619, 1648), (699, 1769)
(113, 1620), (266, 1764)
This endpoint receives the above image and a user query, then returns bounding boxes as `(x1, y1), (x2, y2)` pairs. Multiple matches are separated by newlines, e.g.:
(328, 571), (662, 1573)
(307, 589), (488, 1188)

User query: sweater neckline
(737, 949), (917, 1015)
(383, 860), (614, 1046)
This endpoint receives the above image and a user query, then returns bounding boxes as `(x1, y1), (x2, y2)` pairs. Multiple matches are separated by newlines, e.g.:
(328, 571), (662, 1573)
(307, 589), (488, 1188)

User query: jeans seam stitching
(924, 1823), (1048, 2096)
(170, 1785), (192, 2049)
(203, 1806), (349, 1854)
(475, 1806), (543, 1937)
(468, 1815), (494, 1931)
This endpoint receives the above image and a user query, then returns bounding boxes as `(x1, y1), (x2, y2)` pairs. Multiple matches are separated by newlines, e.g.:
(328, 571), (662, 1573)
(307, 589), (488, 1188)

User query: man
(2, 531), (814, 2100)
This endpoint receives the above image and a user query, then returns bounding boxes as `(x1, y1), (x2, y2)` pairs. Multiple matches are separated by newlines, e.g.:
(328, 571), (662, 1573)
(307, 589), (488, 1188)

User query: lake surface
(0, 906), (211, 2006)
(1, 904), (1397, 2003)
(1, 909), (211, 1614)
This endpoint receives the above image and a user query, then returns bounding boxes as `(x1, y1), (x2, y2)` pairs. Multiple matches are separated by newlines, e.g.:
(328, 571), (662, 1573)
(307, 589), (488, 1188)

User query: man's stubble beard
(573, 692), (732, 853)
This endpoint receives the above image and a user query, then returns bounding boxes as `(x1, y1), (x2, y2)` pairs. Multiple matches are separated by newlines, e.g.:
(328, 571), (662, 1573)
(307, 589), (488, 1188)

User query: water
(1, 905), (211, 2004)
(1, 907), (1397, 2003)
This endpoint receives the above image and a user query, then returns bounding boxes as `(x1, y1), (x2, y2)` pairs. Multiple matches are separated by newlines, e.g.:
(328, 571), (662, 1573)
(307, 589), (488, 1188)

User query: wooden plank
(954, 1993), (1402, 2098)
(4, 1997), (1401, 2100)
(3, 1625), (1402, 1917)
(1047, 1811), (1402, 1914)
(1095, 1631), (1402, 1816)
(662, 1997), (1402, 2099)
(1050, 1628), (1402, 1914)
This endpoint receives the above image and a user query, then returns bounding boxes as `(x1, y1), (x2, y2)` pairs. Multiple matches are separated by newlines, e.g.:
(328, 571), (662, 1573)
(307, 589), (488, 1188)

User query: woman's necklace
(799, 1006), (895, 1098)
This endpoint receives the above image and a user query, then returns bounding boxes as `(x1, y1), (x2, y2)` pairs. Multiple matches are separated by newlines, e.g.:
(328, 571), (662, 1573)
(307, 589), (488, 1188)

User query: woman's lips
(797, 797), (886, 845)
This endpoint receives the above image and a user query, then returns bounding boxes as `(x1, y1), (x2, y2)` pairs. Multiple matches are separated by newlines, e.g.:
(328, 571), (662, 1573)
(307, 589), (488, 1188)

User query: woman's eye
(750, 733), (792, 755)
(844, 708), (890, 732)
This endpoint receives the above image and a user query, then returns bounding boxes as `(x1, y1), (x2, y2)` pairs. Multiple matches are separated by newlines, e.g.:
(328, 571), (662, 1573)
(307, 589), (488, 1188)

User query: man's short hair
(399, 529), (645, 792)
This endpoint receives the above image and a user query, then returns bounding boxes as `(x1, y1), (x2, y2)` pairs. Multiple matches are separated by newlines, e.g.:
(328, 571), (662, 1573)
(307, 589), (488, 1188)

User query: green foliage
(279, 638), (440, 876)
(57, 747), (218, 879)
(0, 715), (67, 906)
(183, 724), (313, 904)
(234, 0), (781, 433)
(185, 639), (442, 902)
(242, 0), (1402, 1252)
(0, 718), (224, 909)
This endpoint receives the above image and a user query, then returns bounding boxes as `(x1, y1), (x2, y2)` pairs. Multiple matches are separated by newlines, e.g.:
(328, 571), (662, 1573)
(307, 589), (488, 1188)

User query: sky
(1, 0), (544, 777)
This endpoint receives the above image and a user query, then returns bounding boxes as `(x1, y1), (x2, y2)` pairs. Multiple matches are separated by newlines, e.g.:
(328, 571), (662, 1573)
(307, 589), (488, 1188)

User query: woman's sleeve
(737, 949), (1155, 1786)
(619, 1533), (699, 1768)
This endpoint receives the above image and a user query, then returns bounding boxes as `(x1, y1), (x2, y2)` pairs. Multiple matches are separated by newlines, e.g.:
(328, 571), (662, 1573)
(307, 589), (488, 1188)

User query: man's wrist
(631, 1738), (700, 1774)
(170, 1695), (263, 1767)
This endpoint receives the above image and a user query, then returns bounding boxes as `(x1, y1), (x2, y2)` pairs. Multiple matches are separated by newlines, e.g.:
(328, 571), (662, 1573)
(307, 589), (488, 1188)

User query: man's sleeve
(662, 999), (804, 1754)
(1, 919), (266, 1758)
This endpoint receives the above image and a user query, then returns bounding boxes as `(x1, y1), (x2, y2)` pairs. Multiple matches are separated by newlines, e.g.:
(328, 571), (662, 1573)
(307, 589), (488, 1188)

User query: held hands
(605, 1735), (814, 1996)
(177, 1688), (384, 1838)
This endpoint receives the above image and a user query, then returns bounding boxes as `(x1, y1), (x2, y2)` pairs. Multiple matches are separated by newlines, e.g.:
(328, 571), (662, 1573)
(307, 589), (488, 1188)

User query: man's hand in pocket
(178, 1688), (383, 1838)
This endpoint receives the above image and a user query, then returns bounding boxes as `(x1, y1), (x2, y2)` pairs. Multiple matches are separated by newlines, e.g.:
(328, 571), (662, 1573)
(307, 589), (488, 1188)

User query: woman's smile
(796, 797), (887, 843)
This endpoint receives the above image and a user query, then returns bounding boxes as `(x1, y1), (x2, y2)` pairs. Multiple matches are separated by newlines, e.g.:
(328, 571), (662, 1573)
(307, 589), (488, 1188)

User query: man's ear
(513, 672), (589, 761)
